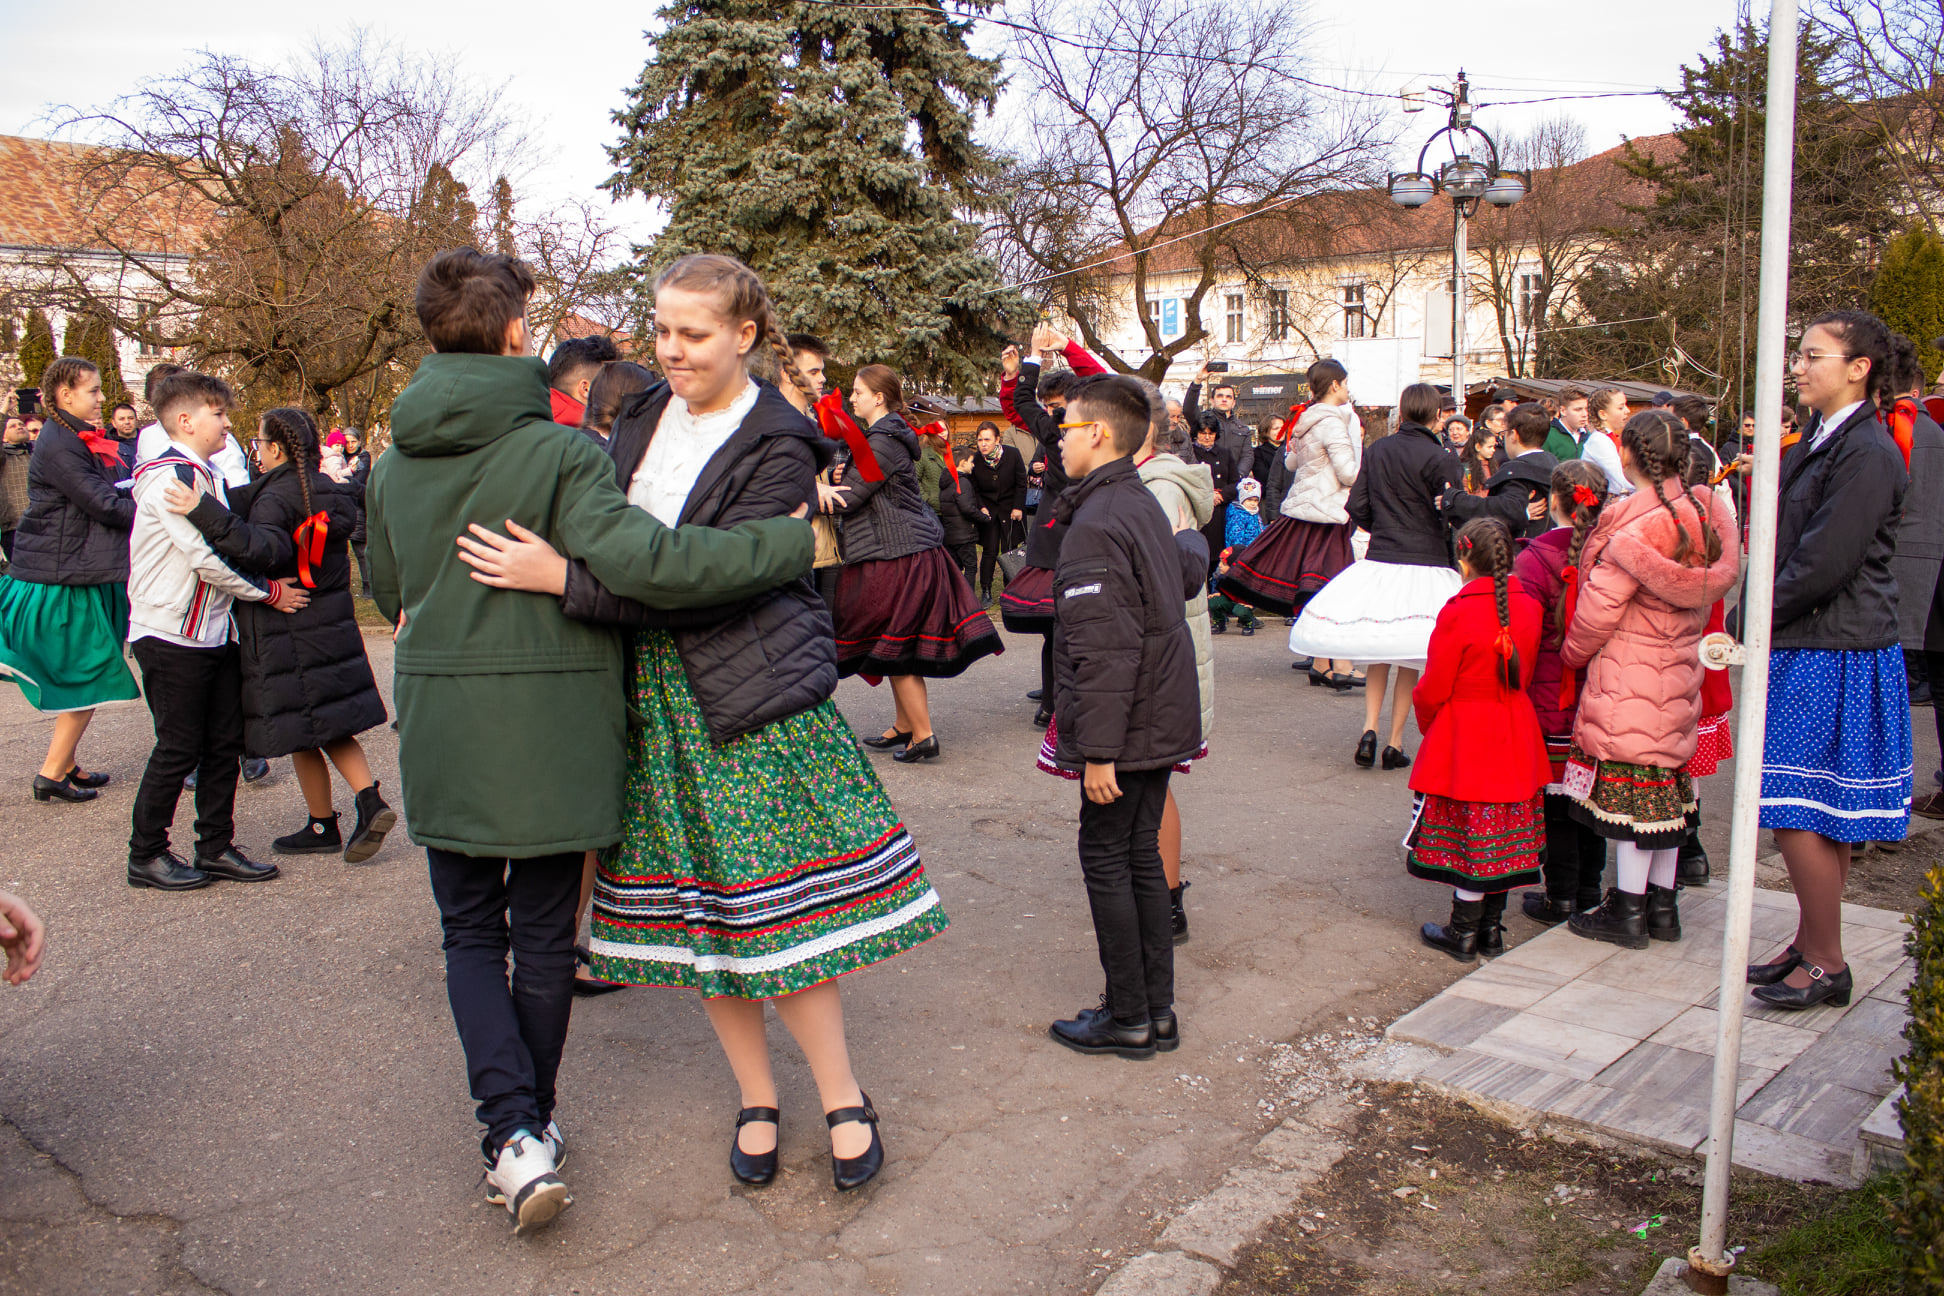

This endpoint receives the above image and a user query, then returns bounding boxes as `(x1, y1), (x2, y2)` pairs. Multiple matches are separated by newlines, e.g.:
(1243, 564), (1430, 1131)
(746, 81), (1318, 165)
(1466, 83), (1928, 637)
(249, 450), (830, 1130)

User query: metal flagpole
(1685, 0), (1799, 1289)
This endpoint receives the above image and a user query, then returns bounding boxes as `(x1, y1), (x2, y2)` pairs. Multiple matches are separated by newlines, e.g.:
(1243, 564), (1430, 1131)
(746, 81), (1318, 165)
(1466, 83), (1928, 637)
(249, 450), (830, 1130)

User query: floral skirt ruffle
(1405, 793), (1545, 892)
(1565, 746), (1697, 850)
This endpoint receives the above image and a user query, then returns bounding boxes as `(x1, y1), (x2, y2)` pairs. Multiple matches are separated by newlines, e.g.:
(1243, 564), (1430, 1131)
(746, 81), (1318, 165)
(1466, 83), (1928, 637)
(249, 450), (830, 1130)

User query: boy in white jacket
(126, 371), (305, 892)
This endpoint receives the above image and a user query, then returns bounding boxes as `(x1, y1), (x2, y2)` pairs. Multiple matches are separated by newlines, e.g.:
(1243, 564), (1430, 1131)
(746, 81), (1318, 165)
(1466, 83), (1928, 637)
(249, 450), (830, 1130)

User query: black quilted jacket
(829, 413), (945, 563)
(7, 413), (136, 585)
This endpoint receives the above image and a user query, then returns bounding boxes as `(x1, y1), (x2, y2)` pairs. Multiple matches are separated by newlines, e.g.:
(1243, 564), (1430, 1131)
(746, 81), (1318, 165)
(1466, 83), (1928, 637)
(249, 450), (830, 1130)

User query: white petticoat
(1288, 558), (1461, 670)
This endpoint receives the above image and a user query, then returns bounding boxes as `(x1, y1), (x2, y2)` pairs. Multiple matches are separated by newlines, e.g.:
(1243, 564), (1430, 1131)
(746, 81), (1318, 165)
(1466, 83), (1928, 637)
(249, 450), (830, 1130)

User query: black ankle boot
(1646, 884), (1681, 942)
(1170, 881), (1190, 945)
(1522, 892), (1576, 925)
(1676, 827), (1709, 886)
(344, 784), (397, 864)
(1477, 892), (1507, 957)
(1420, 896), (1484, 962)
(274, 814), (342, 855)
(1569, 888), (1649, 949)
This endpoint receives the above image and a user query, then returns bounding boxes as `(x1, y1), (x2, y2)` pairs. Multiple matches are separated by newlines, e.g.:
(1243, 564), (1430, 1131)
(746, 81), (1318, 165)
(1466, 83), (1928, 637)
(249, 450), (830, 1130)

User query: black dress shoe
(1522, 892), (1576, 925)
(1645, 885), (1681, 942)
(64, 766), (110, 789)
(827, 1093), (883, 1191)
(1026, 687), (1044, 701)
(1381, 746), (1411, 770)
(730, 1106), (780, 1186)
(1049, 1008), (1156, 1059)
(1751, 963), (1853, 1011)
(128, 850), (211, 891)
(194, 847), (279, 883)
(862, 729), (912, 750)
(1150, 1007), (1181, 1052)
(1354, 730), (1377, 768)
(1569, 888), (1649, 949)
(33, 773), (97, 802)
(572, 944), (628, 997)
(1747, 946), (1803, 986)
(892, 735), (940, 763)
(1420, 896), (1483, 962)
(1292, 656), (1314, 671)
(1307, 667), (1332, 687)
(1032, 706), (1054, 727)
(241, 757), (271, 784)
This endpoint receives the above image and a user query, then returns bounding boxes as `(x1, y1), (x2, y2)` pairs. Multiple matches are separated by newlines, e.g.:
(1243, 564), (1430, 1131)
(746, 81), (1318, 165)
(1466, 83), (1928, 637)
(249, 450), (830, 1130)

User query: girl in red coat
(1408, 518), (1554, 961)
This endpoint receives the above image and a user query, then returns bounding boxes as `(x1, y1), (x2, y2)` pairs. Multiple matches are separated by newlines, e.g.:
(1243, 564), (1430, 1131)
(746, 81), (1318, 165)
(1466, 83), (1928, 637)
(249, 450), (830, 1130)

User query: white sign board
(1331, 336), (1425, 409)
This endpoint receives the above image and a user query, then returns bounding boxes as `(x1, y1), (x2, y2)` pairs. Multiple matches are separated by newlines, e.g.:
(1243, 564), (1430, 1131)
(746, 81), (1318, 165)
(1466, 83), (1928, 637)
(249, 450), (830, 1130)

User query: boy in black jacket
(1439, 401), (1558, 540)
(1047, 375), (1205, 1060)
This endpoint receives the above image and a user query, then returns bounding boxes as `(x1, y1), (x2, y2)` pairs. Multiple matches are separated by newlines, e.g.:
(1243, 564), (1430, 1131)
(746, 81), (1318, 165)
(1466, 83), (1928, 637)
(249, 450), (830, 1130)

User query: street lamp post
(1386, 72), (1527, 412)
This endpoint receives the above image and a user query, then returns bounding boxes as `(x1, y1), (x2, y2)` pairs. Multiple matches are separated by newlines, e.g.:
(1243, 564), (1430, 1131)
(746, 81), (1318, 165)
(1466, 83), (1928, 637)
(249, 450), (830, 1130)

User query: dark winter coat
(1050, 456), (1204, 772)
(1013, 361), (1072, 569)
(1891, 408), (1944, 649)
(1182, 383), (1254, 472)
(1347, 421), (1458, 568)
(7, 412), (136, 585)
(184, 462), (388, 757)
(830, 414), (945, 563)
(923, 452), (981, 548)
(558, 379), (838, 744)
(1189, 439), (1238, 503)
(346, 451), (372, 546)
(1761, 403), (1909, 652)
(1440, 449), (1559, 541)
(967, 443), (1027, 521)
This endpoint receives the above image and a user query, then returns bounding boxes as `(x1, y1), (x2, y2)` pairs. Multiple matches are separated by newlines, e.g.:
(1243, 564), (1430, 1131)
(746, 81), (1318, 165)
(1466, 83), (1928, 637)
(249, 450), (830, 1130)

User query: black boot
(1522, 892), (1576, 925)
(274, 813), (342, 855)
(1676, 826), (1709, 887)
(1477, 892), (1507, 958)
(1568, 888), (1649, 949)
(1170, 881), (1190, 945)
(1420, 896), (1484, 962)
(345, 784), (397, 864)
(1646, 884), (1682, 942)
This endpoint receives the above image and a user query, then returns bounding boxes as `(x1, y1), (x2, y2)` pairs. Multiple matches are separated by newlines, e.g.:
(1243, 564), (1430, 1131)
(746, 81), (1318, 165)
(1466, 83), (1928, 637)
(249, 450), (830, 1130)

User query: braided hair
(1808, 309), (1897, 416)
(1453, 516), (1521, 690)
(1621, 409), (1722, 566)
(1549, 459), (1608, 632)
(258, 407), (323, 525)
(653, 254), (814, 400)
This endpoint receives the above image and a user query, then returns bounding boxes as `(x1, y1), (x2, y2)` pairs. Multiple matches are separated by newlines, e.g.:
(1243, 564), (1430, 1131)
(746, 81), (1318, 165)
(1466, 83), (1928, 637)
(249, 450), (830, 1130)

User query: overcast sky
(0, 0), (1739, 246)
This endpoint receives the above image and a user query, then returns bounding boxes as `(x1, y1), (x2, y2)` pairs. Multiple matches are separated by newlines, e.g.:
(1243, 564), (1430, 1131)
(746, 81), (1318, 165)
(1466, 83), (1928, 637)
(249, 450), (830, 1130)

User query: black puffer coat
(1050, 457), (1205, 772)
(1013, 363), (1071, 569)
(558, 379), (839, 743)
(184, 463), (388, 756)
(1348, 422), (1458, 568)
(829, 414), (945, 563)
(931, 456), (981, 548)
(1440, 449), (1559, 541)
(346, 451), (372, 546)
(8, 412), (136, 585)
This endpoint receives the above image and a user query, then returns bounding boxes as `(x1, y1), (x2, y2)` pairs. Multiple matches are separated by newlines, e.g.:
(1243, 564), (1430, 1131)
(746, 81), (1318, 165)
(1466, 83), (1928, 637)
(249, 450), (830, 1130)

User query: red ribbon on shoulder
(1557, 562), (1582, 707)
(72, 422), (124, 467)
(815, 392), (884, 483)
(292, 511), (329, 589)
(1280, 402), (1308, 443)
(914, 421), (958, 484)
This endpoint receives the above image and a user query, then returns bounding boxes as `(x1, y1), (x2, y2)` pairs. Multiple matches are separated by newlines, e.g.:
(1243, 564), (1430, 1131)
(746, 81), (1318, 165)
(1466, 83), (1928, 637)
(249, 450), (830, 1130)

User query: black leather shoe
(827, 1093), (883, 1191)
(33, 773), (97, 802)
(1751, 963), (1853, 1011)
(1522, 892), (1576, 925)
(194, 848), (279, 883)
(1307, 667), (1332, 687)
(1354, 730), (1377, 768)
(892, 735), (940, 763)
(730, 1106), (780, 1186)
(241, 757), (271, 784)
(1569, 888), (1649, 949)
(1032, 706), (1054, 727)
(1150, 1007), (1181, 1052)
(128, 850), (211, 891)
(64, 766), (110, 789)
(572, 944), (628, 997)
(862, 729), (912, 750)
(1026, 687), (1044, 701)
(1747, 946), (1803, 986)
(1292, 656), (1314, 671)
(1049, 1008), (1156, 1059)
(1170, 881), (1190, 945)
(1477, 892), (1507, 957)
(1381, 746), (1411, 770)
(344, 784), (397, 864)
(1646, 885), (1681, 942)
(1676, 830), (1709, 886)
(1420, 896), (1483, 962)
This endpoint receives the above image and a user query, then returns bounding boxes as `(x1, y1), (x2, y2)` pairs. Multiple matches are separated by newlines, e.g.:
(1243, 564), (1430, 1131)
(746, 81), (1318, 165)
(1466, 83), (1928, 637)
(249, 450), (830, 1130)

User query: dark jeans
(351, 542), (370, 595)
(1541, 791), (1608, 907)
(129, 638), (244, 861)
(1925, 649), (1944, 775)
(947, 540), (978, 588)
(426, 848), (581, 1151)
(1077, 766), (1175, 1025)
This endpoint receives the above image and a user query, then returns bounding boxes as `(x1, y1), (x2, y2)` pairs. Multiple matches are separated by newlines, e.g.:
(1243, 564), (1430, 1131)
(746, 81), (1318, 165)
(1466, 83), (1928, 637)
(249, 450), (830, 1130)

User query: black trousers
(1541, 791), (1608, 907)
(947, 540), (978, 588)
(426, 849), (582, 1152)
(351, 542), (370, 595)
(975, 518), (1003, 595)
(1077, 766), (1175, 1024)
(1039, 632), (1055, 699)
(0, 528), (13, 561)
(1924, 650), (1944, 768)
(129, 638), (244, 861)
(1200, 505), (1227, 576)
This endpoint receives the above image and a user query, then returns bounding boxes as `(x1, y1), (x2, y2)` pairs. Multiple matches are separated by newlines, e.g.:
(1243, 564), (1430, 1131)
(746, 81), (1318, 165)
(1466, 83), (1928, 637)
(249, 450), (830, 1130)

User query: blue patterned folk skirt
(1759, 646), (1912, 843)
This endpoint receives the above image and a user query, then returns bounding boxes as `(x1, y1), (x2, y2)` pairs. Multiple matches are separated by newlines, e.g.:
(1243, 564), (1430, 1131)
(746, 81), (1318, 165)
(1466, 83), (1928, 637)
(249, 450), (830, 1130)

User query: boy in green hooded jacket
(366, 248), (812, 1232)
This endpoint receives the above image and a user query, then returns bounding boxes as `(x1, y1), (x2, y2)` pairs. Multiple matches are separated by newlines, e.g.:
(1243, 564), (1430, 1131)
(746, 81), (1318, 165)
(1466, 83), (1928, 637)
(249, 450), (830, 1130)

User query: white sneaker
(483, 1130), (571, 1234)
(540, 1119), (566, 1170)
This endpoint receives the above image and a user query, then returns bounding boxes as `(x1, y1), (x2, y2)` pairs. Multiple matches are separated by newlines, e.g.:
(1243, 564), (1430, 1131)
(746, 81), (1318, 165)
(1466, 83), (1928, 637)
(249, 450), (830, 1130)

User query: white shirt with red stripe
(127, 443), (271, 649)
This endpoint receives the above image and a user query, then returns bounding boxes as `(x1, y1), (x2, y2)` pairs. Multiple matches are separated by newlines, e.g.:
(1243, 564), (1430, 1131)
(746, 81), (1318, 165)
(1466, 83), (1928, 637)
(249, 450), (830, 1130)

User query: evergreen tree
(19, 309), (56, 389)
(1871, 224), (1944, 387)
(61, 311), (130, 407)
(607, 0), (1026, 391)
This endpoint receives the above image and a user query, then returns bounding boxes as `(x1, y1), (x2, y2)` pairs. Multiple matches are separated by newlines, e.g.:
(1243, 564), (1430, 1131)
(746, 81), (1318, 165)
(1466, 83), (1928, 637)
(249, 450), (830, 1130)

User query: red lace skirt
(833, 548), (1004, 679)
(1405, 793), (1545, 892)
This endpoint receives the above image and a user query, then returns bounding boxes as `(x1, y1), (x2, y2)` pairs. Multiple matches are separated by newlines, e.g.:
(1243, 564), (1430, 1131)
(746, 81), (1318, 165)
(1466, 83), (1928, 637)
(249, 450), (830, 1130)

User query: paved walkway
(1386, 881), (1911, 1186)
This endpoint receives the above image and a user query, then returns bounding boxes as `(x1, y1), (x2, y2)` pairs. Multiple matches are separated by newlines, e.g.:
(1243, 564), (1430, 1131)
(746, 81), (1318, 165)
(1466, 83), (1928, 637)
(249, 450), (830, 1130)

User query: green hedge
(1896, 865), (1944, 1290)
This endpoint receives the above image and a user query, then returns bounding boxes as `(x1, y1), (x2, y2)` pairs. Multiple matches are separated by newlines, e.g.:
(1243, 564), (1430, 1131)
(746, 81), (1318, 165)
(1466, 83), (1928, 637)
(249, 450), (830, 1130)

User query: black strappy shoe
(571, 944), (627, 997)
(730, 1106), (780, 1186)
(826, 1092), (883, 1191)
(862, 729), (912, 750)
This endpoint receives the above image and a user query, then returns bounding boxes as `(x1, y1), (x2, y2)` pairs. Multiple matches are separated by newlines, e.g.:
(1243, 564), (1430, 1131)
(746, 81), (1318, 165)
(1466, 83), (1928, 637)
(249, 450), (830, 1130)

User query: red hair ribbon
(292, 511), (329, 590)
(914, 421), (958, 484)
(1280, 402), (1308, 443)
(1494, 624), (1515, 665)
(1557, 562), (1582, 707)
(1571, 484), (1600, 509)
(1455, 535), (1474, 556)
(814, 391), (884, 483)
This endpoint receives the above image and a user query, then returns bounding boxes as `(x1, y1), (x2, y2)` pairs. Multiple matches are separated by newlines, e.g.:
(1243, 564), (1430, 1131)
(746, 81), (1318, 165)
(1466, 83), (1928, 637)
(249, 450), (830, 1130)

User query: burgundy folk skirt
(1405, 793), (1545, 892)
(1216, 516), (1356, 617)
(1036, 714), (1206, 778)
(998, 564), (1056, 634)
(833, 546), (1004, 679)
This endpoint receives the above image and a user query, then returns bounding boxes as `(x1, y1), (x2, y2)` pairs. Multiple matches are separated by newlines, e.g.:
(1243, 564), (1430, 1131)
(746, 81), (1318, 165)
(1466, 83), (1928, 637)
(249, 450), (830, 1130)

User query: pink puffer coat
(1562, 480), (1741, 769)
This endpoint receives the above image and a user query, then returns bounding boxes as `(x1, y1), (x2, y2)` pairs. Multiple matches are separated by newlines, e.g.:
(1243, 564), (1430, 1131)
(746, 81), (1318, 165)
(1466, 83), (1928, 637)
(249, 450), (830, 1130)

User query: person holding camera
(1183, 364), (1253, 471)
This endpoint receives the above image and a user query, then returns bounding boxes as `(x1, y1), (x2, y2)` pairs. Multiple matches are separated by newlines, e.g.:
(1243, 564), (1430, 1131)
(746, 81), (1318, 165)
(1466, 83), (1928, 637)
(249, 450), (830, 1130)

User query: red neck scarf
(51, 408), (122, 467)
(815, 392), (884, 482)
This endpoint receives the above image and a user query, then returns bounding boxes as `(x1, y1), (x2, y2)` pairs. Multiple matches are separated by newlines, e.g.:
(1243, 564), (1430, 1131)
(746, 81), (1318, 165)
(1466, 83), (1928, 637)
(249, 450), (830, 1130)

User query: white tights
(1615, 841), (1678, 894)
(1453, 887), (1485, 902)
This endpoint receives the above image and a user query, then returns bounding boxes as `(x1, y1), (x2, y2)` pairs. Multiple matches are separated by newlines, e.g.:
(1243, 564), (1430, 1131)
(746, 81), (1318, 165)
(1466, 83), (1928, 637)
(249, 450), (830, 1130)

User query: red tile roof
(0, 135), (208, 256)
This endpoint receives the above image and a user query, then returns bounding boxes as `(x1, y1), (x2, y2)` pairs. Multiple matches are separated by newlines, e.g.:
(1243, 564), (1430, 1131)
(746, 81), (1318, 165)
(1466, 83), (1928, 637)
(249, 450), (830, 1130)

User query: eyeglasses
(1056, 419), (1098, 431)
(1790, 349), (1857, 367)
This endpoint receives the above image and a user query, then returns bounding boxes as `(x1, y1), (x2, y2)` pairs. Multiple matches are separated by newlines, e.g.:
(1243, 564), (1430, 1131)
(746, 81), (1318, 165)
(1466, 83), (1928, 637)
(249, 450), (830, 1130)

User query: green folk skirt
(588, 631), (947, 1000)
(0, 577), (140, 712)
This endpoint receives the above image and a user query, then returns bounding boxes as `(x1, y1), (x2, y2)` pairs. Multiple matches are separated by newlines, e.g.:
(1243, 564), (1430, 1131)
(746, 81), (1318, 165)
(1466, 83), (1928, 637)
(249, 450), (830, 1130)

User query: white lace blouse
(626, 381), (759, 525)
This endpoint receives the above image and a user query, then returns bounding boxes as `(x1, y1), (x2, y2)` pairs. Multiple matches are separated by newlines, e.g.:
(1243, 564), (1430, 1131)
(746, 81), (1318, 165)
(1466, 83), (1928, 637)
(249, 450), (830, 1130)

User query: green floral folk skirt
(588, 631), (947, 1000)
